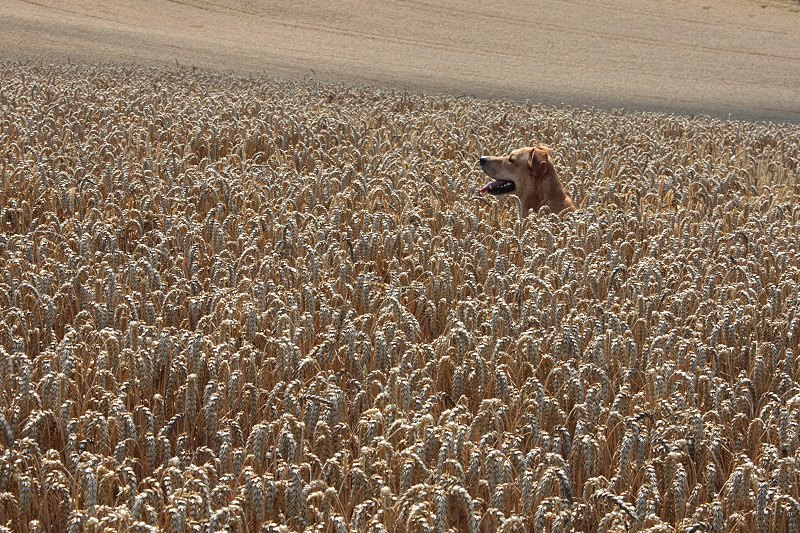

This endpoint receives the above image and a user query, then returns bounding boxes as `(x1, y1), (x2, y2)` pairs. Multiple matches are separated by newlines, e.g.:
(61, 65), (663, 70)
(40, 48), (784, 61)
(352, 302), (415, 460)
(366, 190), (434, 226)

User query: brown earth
(1, 0), (799, 122)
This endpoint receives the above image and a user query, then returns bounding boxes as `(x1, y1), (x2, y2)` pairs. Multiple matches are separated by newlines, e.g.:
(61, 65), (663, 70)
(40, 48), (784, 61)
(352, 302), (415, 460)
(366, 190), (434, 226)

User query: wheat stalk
(1, 59), (798, 532)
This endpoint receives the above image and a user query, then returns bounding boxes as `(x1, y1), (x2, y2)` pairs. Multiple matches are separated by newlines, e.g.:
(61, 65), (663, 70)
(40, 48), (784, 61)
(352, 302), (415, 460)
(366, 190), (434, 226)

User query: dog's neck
(520, 169), (568, 216)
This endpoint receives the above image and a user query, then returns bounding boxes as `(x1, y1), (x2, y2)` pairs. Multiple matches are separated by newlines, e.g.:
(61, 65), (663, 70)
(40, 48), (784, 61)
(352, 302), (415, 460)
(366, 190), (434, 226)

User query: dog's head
(478, 144), (554, 198)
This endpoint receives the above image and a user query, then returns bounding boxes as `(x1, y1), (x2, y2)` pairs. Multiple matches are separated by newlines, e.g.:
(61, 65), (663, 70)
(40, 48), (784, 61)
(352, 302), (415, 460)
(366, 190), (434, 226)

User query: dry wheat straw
(1, 59), (798, 532)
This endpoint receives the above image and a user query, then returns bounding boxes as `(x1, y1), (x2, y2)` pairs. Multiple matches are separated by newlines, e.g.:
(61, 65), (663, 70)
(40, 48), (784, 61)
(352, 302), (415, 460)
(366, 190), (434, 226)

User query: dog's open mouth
(479, 179), (515, 195)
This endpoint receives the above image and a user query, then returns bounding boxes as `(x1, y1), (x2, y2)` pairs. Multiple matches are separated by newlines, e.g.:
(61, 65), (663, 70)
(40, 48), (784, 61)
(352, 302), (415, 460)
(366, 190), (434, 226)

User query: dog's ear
(528, 145), (551, 178)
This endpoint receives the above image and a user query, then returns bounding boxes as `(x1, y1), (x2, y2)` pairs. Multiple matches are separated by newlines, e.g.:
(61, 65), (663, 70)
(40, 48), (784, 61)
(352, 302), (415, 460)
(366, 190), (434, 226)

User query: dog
(479, 144), (575, 217)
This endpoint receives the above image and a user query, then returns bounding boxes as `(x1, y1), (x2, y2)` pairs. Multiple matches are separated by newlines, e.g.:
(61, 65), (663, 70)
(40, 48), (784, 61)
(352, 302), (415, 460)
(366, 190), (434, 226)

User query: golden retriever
(479, 144), (575, 216)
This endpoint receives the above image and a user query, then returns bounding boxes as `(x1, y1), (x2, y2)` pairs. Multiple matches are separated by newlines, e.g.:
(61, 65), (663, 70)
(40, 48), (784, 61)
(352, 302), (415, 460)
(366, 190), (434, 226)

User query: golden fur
(479, 144), (575, 216)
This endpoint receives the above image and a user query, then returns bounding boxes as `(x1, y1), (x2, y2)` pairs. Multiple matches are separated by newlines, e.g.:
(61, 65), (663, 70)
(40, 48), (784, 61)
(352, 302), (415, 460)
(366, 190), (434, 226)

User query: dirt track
(1, 0), (799, 122)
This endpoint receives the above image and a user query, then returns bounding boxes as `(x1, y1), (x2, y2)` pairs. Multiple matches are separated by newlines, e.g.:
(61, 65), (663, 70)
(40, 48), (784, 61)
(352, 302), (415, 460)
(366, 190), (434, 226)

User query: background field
(1, 0), (799, 122)
(1, 61), (799, 531)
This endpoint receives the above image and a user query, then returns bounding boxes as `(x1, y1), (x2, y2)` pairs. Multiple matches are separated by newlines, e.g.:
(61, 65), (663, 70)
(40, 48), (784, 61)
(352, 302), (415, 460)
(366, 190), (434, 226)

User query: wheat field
(0, 60), (799, 532)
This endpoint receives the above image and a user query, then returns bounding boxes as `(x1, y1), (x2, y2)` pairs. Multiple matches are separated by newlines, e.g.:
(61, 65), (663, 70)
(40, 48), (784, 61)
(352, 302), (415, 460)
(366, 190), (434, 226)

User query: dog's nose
(479, 156), (488, 166)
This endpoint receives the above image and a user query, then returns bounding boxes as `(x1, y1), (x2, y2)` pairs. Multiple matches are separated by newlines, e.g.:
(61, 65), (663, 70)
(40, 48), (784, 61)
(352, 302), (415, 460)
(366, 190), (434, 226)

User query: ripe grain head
(0, 59), (798, 531)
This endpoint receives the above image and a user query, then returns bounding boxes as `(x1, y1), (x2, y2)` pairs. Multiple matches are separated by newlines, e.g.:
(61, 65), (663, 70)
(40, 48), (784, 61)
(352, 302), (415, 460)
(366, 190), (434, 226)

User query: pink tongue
(480, 180), (505, 193)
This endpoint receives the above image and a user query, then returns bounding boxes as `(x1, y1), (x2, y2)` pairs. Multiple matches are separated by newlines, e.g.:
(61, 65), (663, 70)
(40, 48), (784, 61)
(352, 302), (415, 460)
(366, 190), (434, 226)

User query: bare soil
(1, 0), (798, 122)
